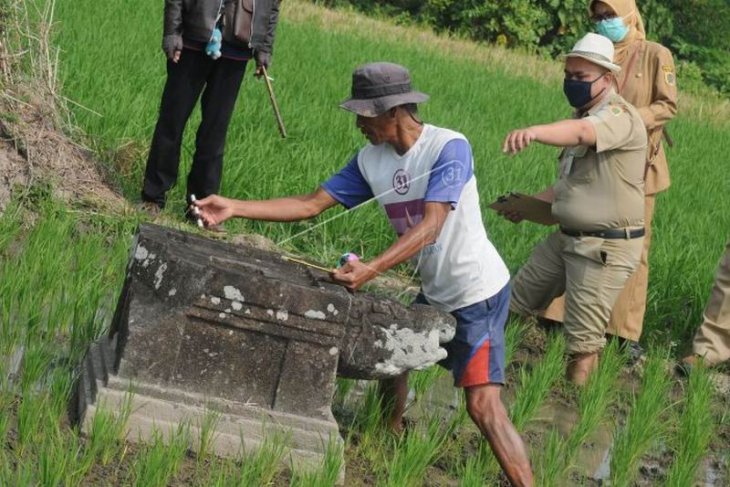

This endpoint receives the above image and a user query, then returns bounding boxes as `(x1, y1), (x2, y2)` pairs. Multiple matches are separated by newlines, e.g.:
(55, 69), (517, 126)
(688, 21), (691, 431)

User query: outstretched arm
(503, 119), (596, 154)
(331, 201), (451, 290)
(194, 188), (338, 226)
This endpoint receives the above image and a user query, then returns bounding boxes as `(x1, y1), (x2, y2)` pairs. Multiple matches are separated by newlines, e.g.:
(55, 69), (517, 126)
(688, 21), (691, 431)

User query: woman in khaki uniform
(540, 0), (677, 351)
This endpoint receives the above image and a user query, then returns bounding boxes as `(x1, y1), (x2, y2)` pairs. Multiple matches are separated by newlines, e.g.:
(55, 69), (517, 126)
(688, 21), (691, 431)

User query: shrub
(312, 0), (730, 97)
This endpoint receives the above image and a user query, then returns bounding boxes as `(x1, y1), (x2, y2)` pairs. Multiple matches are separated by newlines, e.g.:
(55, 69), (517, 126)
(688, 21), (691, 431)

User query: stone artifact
(74, 223), (455, 479)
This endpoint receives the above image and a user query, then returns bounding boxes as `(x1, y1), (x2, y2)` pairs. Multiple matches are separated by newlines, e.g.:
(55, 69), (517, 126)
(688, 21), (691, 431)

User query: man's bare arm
(195, 188), (338, 225)
(331, 202), (451, 290)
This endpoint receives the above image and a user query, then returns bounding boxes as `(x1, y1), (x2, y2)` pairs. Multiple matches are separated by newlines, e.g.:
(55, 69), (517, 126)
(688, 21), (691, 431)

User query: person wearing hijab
(539, 0), (678, 359)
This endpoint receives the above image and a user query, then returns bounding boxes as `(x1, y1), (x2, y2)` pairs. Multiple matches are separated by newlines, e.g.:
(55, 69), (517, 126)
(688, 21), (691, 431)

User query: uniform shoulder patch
(665, 72), (676, 86)
(608, 104), (625, 116)
(661, 64), (674, 73)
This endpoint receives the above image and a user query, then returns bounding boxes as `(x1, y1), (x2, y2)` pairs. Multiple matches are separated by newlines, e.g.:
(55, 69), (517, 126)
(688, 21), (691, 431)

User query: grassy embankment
(0, 0), (728, 484)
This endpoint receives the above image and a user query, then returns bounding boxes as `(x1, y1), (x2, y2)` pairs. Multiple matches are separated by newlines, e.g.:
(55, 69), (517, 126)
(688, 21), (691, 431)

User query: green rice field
(1, 0), (728, 485)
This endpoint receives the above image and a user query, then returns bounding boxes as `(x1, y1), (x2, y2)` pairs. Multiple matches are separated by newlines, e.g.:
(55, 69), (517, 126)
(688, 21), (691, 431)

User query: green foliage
(639, 0), (674, 41)
(664, 362), (715, 486)
(315, 0), (730, 96)
(610, 349), (673, 487)
(669, 0), (730, 51)
(509, 333), (565, 431)
(238, 431), (289, 485)
(1, 0), (729, 484)
(665, 0), (730, 95)
(289, 435), (343, 486)
(422, 0), (552, 49)
(131, 425), (190, 486)
(384, 415), (448, 487)
(537, 0), (589, 55)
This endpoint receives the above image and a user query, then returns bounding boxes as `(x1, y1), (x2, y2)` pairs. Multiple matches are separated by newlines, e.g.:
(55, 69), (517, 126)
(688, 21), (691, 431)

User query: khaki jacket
(616, 40), (677, 195)
(553, 92), (647, 231)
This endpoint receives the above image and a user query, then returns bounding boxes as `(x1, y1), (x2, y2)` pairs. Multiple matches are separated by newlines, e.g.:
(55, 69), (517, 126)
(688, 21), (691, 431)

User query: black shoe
(606, 334), (645, 366)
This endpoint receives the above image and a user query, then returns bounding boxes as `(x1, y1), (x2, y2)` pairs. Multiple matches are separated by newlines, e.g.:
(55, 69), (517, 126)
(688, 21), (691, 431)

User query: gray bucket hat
(340, 62), (429, 117)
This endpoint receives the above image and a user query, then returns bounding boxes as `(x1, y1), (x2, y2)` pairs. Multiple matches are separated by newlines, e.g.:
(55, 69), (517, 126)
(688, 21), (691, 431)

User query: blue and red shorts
(417, 283), (509, 387)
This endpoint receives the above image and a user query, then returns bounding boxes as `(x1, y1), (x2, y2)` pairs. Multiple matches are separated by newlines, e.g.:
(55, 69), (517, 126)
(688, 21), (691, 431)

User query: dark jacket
(164, 0), (280, 54)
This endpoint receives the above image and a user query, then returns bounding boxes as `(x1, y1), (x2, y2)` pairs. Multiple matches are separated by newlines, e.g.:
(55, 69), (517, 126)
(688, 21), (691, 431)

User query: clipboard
(488, 192), (556, 226)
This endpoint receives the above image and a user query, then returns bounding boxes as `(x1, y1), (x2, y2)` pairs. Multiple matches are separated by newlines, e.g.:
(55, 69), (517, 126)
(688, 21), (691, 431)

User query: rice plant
(383, 414), (450, 486)
(131, 423), (191, 486)
(536, 341), (624, 485)
(289, 434), (343, 487)
(0, 0), (729, 484)
(609, 348), (673, 487)
(664, 363), (715, 486)
(238, 431), (289, 486)
(196, 409), (222, 463)
(509, 333), (565, 431)
(504, 317), (528, 366)
(86, 391), (134, 466)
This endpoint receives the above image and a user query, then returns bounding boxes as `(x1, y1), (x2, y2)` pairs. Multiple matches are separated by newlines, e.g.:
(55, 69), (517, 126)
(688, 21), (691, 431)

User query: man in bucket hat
(500, 33), (647, 385)
(195, 62), (534, 486)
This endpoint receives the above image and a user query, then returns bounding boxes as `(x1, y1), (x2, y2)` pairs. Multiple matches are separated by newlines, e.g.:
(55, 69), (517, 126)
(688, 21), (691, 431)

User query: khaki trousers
(510, 232), (643, 354)
(692, 240), (730, 365)
(541, 195), (656, 342)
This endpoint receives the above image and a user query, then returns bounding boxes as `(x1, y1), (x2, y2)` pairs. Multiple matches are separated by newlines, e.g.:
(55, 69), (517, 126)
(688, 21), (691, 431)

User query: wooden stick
(262, 66), (287, 138)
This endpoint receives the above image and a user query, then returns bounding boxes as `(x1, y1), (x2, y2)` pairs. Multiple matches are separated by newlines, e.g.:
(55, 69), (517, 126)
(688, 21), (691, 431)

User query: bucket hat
(564, 33), (621, 73)
(340, 62), (429, 117)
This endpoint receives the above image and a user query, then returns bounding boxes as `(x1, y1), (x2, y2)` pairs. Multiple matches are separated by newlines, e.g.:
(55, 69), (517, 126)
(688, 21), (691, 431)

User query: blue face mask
(563, 76), (605, 108)
(595, 17), (629, 43)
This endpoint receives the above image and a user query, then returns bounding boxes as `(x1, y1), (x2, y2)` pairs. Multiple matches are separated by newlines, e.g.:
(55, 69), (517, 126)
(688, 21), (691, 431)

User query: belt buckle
(624, 228), (630, 239)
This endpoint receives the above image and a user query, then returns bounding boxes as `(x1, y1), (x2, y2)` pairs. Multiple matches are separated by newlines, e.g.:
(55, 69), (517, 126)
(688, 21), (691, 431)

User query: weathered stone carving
(74, 223), (455, 479)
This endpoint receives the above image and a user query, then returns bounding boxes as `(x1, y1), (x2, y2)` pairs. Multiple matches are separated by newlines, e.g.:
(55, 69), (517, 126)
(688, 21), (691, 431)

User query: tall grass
(131, 424), (191, 486)
(384, 415), (449, 487)
(0, 0), (728, 484)
(289, 435), (343, 487)
(456, 440), (504, 487)
(609, 349), (673, 487)
(509, 333), (565, 431)
(238, 431), (289, 485)
(87, 392), (134, 466)
(50, 0), (730, 343)
(536, 342), (625, 485)
(664, 363), (715, 486)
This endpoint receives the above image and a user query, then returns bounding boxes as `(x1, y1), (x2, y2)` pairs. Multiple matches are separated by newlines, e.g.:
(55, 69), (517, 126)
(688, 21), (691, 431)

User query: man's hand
(193, 195), (235, 226)
(254, 51), (271, 78)
(502, 128), (538, 155)
(162, 34), (183, 63)
(330, 260), (379, 291)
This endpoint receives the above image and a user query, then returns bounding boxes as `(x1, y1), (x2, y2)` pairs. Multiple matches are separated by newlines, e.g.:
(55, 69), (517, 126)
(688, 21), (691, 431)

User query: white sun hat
(564, 33), (622, 73)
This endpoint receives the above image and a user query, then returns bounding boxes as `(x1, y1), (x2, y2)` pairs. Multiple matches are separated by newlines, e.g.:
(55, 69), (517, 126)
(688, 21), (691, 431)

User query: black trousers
(142, 49), (248, 207)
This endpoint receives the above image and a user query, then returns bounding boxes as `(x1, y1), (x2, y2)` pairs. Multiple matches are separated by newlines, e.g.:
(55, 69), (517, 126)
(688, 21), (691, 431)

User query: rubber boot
(566, 352), (599, 386)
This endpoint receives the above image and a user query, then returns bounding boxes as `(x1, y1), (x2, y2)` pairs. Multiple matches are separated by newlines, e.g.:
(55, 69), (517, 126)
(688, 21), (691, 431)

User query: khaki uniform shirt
(617, 40), (677, 195)
(552, 91), (647, 231)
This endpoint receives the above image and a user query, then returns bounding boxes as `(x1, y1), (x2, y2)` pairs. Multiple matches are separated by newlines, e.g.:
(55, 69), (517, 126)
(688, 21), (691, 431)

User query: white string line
(276, 159), (464, 292)
(275, 159), (462, 247)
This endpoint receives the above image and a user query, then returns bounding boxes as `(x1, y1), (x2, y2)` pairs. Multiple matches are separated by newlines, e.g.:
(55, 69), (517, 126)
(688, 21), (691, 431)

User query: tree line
(314, 0), (730, 97)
